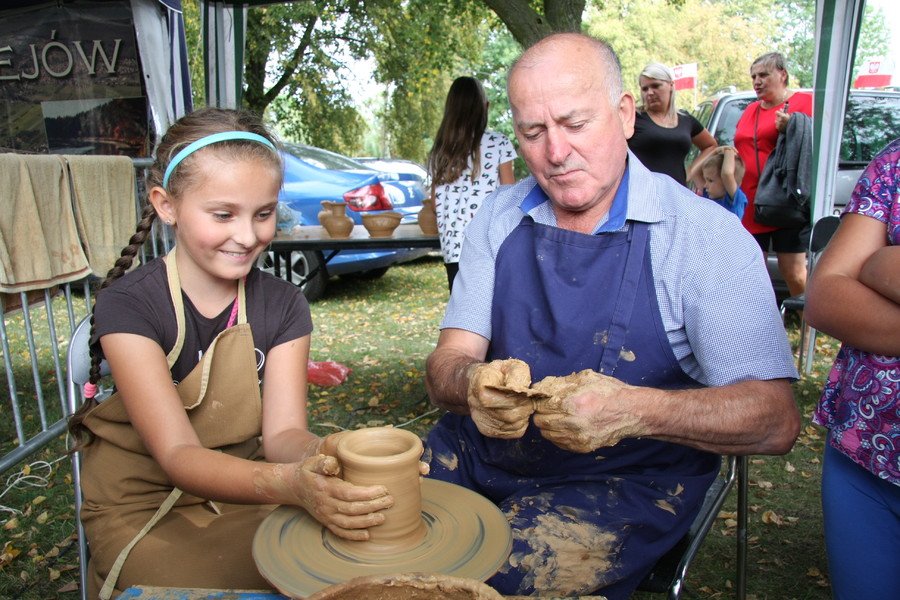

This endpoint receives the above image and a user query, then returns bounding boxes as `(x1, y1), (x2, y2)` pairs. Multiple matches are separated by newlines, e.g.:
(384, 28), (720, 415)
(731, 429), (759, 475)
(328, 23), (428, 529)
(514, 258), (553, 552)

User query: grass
(0, 254), (838, 599)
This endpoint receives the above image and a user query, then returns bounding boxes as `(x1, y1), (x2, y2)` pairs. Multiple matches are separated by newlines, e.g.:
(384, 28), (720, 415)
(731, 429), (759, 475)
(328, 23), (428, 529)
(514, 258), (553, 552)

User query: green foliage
(366, 0), (494, 162)
(773, 0), (891, 88)
(586, 0), (776, 107)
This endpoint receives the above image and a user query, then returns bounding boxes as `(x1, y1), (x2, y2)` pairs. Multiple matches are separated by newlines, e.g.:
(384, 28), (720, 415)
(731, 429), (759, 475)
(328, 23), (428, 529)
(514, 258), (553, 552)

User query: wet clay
(307, 572), (503, 600)
(336, 427), (426, 550)
(252, 428), (513, 598)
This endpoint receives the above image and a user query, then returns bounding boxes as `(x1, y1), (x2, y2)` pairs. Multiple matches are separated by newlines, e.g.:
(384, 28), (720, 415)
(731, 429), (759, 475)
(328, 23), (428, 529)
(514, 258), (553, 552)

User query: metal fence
(0, 157), (171, 477)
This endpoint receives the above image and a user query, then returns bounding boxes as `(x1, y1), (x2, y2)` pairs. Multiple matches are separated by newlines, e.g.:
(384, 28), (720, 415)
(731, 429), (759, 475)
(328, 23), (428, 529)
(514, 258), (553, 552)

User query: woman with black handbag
(734, 52), (813, 301)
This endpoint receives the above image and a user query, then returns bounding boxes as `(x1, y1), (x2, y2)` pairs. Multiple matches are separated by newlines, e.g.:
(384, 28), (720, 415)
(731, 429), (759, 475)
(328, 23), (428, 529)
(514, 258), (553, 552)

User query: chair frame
(637, 455), (748, 599)
(67, 315), (111, 600)
(780, 215), (841, 374)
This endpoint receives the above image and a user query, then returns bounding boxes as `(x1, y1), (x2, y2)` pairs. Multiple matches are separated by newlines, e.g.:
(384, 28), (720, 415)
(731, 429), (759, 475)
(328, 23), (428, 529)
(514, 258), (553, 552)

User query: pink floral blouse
(812, 138), (900, 485)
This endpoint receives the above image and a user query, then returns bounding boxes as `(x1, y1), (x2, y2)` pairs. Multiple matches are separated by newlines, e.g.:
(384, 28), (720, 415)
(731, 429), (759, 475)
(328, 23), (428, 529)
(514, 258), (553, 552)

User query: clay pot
(336, 427), (426, 549)
(306, 572), (504, 600)
(319, 201), (354, 238)
(417, 197), (438, 236)
(361, 211), (402, 238)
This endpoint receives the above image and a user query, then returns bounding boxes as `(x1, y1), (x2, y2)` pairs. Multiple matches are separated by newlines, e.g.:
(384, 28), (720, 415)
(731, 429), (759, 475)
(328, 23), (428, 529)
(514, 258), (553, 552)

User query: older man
(423, 33), (800, 599)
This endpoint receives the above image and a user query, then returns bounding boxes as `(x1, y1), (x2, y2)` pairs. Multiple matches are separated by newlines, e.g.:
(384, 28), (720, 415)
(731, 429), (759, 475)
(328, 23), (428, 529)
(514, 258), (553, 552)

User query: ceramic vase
(319, 201), (353, 238)
(417, 197), (438, 236)
(336, 427), (426, 549)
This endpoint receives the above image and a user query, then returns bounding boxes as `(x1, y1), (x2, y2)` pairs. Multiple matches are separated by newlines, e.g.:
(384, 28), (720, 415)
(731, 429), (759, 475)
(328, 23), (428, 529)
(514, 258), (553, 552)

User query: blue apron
(426, 191), (719, 598)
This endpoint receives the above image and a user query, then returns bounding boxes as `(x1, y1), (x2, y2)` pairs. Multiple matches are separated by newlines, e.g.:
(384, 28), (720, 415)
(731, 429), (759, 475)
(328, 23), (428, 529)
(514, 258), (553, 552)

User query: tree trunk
(482, 0), (586, 47)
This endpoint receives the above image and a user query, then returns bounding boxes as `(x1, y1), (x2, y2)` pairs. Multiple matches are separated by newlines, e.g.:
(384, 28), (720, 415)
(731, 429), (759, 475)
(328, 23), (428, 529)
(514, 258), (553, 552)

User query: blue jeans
(821, 440), (900, 599)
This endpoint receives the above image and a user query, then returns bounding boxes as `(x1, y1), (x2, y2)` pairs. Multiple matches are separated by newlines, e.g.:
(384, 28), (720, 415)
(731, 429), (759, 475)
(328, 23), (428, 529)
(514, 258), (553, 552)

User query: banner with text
(0, 0), (149, 156)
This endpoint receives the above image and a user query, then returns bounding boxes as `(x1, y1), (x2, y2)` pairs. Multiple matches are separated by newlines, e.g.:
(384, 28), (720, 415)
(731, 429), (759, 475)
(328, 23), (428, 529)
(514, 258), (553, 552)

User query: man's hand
(467, 358), (536, 439)
(532, 369), (646, 453)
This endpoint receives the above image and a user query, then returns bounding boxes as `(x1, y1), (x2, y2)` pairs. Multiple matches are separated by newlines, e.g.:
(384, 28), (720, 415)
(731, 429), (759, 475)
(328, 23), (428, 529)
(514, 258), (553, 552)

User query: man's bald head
(508, 33), (624, 109)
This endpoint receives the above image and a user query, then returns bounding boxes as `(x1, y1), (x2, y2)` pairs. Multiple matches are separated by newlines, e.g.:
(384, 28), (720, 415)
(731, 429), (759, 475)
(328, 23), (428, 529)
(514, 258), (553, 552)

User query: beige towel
(66, 155), (138, 277)
(0, 154), (92, 293)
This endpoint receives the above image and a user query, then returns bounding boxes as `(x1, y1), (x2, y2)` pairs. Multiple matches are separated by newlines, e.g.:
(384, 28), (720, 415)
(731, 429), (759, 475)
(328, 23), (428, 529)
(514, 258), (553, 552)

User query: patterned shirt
(434, 131), (516, 263)
(443, 152), (798, 387)
(813, 138), (900, 485)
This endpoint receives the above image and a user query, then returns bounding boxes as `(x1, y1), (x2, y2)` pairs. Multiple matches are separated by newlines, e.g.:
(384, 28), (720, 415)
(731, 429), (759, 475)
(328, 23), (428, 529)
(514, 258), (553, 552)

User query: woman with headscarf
(628, 62), (717, 186)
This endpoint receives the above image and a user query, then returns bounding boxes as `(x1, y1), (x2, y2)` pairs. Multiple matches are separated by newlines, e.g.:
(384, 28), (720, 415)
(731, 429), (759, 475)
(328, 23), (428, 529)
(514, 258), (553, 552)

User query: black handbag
(752, 105), (811, 228)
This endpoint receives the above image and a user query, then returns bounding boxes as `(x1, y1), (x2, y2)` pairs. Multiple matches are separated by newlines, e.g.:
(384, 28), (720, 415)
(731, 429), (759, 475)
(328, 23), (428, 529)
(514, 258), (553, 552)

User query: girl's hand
(286, 455), (394, 540)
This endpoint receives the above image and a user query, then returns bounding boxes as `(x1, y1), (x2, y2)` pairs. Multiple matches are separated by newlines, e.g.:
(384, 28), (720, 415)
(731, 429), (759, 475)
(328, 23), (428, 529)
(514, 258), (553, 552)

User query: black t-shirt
(628, 110), (703, 186)
(93, 258), (313, 382)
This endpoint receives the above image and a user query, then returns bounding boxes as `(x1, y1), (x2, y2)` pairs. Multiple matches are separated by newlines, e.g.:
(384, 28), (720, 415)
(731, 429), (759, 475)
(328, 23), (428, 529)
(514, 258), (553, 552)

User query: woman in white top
(428, 76), (516, 291)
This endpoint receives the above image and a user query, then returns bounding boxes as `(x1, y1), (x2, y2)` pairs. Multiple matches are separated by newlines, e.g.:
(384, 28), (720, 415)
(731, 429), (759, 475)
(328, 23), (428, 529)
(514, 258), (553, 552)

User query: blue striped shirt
(442, 153), (798, 387)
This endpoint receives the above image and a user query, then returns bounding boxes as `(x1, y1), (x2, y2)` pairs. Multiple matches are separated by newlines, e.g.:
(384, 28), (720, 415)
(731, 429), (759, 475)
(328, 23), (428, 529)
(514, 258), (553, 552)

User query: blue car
(261, 143), (431, 301)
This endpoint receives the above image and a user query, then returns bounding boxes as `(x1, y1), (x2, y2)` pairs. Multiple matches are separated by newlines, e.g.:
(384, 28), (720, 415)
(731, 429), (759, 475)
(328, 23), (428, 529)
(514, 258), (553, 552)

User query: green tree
(481, 0), (586, 46)
(586, 0), (776, 106)
(774, 0), (890, 88)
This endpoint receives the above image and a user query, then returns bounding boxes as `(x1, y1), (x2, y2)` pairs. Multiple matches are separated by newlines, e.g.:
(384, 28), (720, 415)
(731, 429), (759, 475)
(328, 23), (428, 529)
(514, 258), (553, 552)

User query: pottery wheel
(253, 479), (512, 598)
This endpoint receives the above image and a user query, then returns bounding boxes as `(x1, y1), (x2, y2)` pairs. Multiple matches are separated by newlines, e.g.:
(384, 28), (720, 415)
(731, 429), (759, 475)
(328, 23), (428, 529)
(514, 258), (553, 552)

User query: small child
(694, 146), (748, 219)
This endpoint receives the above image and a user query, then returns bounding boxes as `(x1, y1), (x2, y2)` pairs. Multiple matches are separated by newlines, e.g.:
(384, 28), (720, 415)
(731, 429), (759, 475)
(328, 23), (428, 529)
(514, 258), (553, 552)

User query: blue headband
(162, 131), (277, 189)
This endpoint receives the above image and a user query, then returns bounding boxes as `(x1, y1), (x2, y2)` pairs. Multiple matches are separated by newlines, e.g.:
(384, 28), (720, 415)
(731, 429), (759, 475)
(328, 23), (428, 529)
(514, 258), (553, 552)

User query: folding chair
(66, 316), (110, 600)
(637, 455), (748, 600)
(780, 215), (841, 374)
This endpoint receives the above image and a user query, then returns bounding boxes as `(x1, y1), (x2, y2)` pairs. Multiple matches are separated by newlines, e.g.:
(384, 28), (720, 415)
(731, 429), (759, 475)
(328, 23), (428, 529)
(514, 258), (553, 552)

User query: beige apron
(80, 250), (275, 598)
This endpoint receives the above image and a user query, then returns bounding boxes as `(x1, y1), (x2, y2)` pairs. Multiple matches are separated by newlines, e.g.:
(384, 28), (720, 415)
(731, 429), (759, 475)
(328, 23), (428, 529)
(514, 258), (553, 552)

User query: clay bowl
(361, 211), (403, 238)
(306, 572), (504, 600)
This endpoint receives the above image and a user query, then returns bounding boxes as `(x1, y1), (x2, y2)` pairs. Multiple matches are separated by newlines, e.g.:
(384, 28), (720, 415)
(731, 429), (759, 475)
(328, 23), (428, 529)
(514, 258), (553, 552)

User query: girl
(68, 108), (392, 598)
(427, 76), (516, 291)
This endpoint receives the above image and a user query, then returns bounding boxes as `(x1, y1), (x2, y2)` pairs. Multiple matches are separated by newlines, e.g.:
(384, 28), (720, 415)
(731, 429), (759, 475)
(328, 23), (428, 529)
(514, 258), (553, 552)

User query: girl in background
(428, 76), (516, 291)
(69, 108), (392, 598)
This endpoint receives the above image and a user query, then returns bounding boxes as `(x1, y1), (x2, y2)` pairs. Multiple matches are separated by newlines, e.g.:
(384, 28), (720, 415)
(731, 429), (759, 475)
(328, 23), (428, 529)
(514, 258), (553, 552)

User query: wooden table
(267, 224), (440, 285)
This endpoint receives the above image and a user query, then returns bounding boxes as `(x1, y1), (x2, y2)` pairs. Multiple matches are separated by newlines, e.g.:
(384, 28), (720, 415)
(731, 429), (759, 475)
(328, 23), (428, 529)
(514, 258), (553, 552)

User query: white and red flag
(853, 58), (894, 88)
(672, 63), (698, 90)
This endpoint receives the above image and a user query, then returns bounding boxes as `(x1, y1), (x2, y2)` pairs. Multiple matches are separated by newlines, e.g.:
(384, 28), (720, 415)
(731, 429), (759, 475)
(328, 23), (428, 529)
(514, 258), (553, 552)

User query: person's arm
(721, 146), (739, 197)
(498, 160), (515, 185)
(806, 213), (900, 355)
(425, 327), (536, 438)
(102, 333), (392, 540)
(425, 328), (489, 414)
(685, 129), (717, 185)
(533, 373), (797, 456)
(859, 245), (900, 304)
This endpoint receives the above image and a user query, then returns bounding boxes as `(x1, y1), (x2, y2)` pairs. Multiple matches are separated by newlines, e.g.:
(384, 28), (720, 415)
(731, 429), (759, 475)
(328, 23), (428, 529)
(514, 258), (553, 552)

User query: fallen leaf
(761, 510), (784, 525)
(31, 496), (46, 506)
(35, 511), (49, 525)
(4, 517), (20, 531)
(785, 462), (796, 473)
(807, 567), (822, 577)
(49, 567), (60, 581)
(756, 480), (774, 490)
(57, 581), (79, 593)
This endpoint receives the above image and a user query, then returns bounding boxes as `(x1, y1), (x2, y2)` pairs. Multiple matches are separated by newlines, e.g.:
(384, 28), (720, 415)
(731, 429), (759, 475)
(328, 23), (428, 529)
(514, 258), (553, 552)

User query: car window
(283, 143), (369, 171)
(840, 93), (900, 167)
(712, 98), (753, 147)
